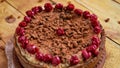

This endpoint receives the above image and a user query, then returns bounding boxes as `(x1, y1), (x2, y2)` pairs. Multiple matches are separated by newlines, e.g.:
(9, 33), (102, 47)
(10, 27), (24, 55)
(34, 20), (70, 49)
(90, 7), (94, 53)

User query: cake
(14, 3), (106, 68)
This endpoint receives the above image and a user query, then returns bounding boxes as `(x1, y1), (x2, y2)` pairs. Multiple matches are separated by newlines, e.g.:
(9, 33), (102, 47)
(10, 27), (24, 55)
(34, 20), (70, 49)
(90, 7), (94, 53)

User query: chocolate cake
(14, 3), (106, 68)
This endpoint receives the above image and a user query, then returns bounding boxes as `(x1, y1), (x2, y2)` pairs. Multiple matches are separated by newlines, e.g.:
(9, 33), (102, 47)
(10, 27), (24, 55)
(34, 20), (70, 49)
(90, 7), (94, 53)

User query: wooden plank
(6, 0), (49, 15)
(0, 2), (23, 42)
(104, 38), (120, 68)
(0, 0), (119, 68)
(75, 0), (120, 44)
(0, 40), (7, 68)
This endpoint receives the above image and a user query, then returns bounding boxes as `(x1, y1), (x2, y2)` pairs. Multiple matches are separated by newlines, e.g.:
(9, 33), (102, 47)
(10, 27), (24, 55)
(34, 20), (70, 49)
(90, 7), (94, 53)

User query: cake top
(15, 3), (102, 66)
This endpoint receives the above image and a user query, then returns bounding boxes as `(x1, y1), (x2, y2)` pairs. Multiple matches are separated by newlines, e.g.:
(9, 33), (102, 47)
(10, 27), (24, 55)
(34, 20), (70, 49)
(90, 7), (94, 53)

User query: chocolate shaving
(5, 15), (16, 23)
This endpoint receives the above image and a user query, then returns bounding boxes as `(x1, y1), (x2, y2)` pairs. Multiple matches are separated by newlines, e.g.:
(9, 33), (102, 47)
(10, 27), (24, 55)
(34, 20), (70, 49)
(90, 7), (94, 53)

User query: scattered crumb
(118, 21), (120, 24)
(17, 16), (21, 19)
(5, 15), (16, 23)
(104, 18), (110, 22)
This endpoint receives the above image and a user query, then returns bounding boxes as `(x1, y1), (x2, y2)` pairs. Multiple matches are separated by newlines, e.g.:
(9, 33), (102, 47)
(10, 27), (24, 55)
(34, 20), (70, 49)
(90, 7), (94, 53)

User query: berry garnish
(26, 10), (34, 17)
(82, 49), (91, 60)
(94, 26), (101, 34)
(86, 44), (97, 52)
(66, 3), (74, 11)
(56, 28), (65, 36)
(92, 36), (101, 47)
(91, 20), (100, 27)
(90, 14), (98, 21)
(21, 38), (29, 49)
(44, 3), (53, 12)
(93, 49), (99, 56)
(70, 55), (79, 66)
(18, 36), (25, 43)
(35, 52), (44, 61)
(55, 3), (63, 10)
(32, 6), (39, 14)
(74, 9), (83, 16)
(38, 6), (42, 12)
(16, 27), (25, 36)
(43, 54), (53, 63)
(24, 16), (31, 23)
(26, 44), (38, 54)
(83, 11), (90, 19)
(52, 56), (61, 66)
(19, 21), (27, 27)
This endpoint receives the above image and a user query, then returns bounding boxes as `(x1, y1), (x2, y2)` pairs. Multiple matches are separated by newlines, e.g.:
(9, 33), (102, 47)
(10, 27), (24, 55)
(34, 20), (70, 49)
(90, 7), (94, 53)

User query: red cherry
(94, 26), (101, 34)
(16, 27), (25, 36)
(90, 14), (98, 21)
(70, 55), (79, 66)
(56, 28), (65, 36)
(35, 52), (44, 61)
(26, 10), (34, 17)
(44, 3), (53, 12)
(93, 49), (99, 56)
(91, 20), (100, 27)
(21, 39), (29, 49)
(43, 54), (53, 63)
(32, 6), (39, 14)
(26, 44), (38, 54)
(66, 3), (74, 11)
(24, 16), (31, 23)
(52, 56), (61, 66)
(24, 39), (29, 45)
(82, 49), (91, 60)
(55, 3), (63, 10)
(18, 36), (25, 43)
(19, 21), (27, 27)
(86, 44), (97, 52)
(92, 36), (101, 47)
(83, 11), (90, 19)
(21, 44), (26, 49)
(74, 9), (83, 16)
(38, 6), (42, 12)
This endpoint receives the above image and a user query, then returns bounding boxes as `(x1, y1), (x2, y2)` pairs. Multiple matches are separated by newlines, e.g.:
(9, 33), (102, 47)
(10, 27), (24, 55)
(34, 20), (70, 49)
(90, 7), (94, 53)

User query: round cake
(14, 3), (106, 68)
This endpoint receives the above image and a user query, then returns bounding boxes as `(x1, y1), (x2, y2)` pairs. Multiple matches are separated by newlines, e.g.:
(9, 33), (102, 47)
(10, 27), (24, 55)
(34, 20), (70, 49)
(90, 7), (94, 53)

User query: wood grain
(104, 38), (120, 68)
(6, 0), (49, 15)
(0, 2), (23, 42)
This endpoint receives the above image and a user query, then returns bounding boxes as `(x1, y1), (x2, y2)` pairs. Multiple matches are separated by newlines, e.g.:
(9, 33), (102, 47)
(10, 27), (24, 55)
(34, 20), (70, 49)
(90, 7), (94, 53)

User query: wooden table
(0, 0), (120, 68)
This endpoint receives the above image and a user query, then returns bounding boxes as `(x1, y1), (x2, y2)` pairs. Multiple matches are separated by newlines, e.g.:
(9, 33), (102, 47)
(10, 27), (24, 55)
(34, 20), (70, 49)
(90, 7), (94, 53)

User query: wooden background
(0, 0), (120, 68)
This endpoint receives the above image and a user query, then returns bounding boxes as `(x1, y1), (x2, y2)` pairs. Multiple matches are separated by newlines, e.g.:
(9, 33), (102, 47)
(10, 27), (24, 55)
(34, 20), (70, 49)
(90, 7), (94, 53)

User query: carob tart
(14, 3), (106, 68)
